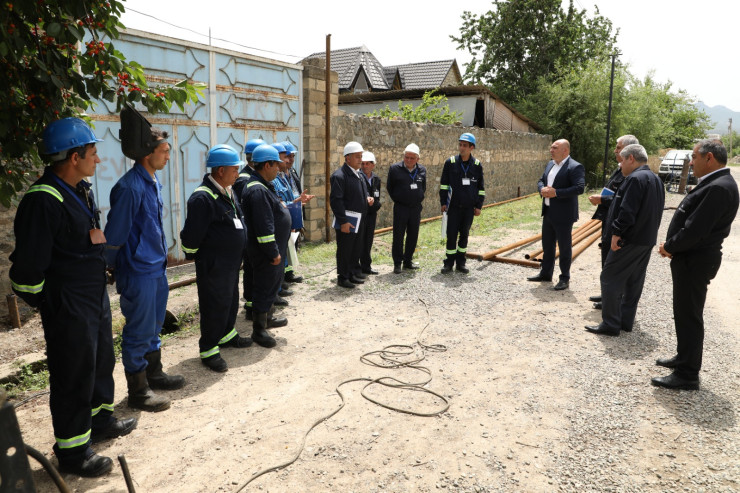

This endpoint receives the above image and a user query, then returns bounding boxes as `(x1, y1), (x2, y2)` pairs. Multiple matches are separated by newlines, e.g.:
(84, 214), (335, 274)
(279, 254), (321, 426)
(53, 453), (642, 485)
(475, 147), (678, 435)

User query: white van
(658, 149), (696, 184)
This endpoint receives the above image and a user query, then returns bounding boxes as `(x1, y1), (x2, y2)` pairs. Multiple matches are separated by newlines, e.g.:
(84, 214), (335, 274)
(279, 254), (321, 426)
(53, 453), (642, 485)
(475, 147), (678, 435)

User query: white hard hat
(404, 143), (420, 156)
(343, 141), (364, 156)
(362, 151), (376, 163)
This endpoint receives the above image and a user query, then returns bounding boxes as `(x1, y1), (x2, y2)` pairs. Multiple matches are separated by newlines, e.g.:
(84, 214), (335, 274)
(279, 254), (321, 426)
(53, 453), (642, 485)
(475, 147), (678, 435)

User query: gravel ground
(7, 169), (740, 492)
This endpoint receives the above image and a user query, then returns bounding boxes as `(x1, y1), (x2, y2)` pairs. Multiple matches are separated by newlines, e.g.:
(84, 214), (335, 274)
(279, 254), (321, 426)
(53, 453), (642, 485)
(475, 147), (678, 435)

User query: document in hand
(332, 210), (362, 233)
(600, 187), (615, 197)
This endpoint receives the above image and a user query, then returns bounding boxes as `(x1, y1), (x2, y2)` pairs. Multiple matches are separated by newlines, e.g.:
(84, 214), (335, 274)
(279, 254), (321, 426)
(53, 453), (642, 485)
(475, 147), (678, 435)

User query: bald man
(527, 139), (585, 290)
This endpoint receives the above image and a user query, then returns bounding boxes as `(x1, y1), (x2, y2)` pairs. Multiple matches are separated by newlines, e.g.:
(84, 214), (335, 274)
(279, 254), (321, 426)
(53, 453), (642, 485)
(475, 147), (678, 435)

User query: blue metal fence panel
(88, 30), (302, 264)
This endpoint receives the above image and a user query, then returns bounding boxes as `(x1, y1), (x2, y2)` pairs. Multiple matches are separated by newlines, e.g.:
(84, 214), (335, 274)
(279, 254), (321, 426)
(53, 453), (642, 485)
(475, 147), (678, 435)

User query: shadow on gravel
(430, 272), (477, 286)
(528, 285), (578, 303)
(652, 388), (736, 430)
(601, 327), (660, 360)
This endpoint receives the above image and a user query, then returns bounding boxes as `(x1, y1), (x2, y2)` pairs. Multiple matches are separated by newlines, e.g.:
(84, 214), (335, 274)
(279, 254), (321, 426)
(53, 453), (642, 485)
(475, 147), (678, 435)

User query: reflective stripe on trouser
(118, 274), (168, 373)
(196, 247), (243, 355)
(444, 206), (474, 267)
(40, 275), (115, 460)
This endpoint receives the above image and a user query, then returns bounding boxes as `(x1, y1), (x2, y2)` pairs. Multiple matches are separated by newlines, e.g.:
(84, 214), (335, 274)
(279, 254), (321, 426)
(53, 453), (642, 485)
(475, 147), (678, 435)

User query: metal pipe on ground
(530, 221), (602, 261)
(6, 294), (21, 329)
(525, 219), (600, 260)
(572, 230), (602, 260)
(374, 192), (539, 236)
(466, 233), (543, 261)
(488, 256), (541, 268)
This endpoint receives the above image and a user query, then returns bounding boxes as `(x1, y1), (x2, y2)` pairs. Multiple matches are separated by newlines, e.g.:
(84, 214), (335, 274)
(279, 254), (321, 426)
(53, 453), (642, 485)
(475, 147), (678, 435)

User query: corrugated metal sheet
(88, 29), (303, 262)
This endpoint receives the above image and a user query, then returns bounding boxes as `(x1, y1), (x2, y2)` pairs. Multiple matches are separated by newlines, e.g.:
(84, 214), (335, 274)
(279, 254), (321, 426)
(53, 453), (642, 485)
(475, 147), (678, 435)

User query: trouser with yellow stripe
(444, 205), (475, 267)
(196, 249), (242, 359)
(40, 275), (115, 461)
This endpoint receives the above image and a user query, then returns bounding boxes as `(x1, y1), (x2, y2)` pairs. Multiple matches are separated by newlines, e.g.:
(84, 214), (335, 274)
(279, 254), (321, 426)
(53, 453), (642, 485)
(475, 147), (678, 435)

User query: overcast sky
(120, 0), (738, 115)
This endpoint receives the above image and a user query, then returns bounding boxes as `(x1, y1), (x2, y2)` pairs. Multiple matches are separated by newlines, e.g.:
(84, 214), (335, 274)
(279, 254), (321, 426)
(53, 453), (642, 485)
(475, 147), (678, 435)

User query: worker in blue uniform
(440, 133), (486, 273)
(9, 118), (136, 477)
(181, 145), (251, 372)
(241, 144), (292, 347)
(105, 127), (185, 413)
(233, 138), (265, 321)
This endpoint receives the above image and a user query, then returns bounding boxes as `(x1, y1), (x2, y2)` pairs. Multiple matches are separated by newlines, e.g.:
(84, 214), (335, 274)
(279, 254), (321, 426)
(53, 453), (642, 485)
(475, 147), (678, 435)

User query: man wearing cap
(440, 133), (486, 274)
(360, 151), (382, 275)
(180, 144), (250, 373)
(105, 126), (185, 413)
(527, 139), (585, 290)
(242, 144), (293, 347)
(234, 138), (264, 322)
(10, 118), (136, 477)
(387, 143), (427, 274)
(331, 142), (374, 288)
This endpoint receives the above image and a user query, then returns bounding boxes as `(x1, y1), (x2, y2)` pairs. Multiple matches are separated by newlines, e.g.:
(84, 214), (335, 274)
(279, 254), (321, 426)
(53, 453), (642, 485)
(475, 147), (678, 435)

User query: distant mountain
(695, 102), (740, 135)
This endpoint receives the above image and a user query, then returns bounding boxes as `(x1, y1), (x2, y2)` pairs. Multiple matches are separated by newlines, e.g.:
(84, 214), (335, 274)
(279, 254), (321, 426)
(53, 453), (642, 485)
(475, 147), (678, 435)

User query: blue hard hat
(281, 141), (297, 155)
(459, 133), (476, 146)
(206, 144), (244, 168)
(252, 144), (281, 163)
(271, 142), (287, 154)
(244, 138), (265, 155)
(42, 117), (103, 156)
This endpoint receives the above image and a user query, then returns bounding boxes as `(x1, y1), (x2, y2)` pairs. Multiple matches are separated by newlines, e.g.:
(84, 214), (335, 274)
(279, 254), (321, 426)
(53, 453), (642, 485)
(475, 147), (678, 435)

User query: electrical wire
(125, 8), (303, 59)
(234, 297), (448, 492)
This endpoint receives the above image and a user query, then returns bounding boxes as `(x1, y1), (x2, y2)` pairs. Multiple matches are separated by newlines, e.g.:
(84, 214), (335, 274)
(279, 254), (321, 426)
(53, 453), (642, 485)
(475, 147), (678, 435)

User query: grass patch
(294, 192), (600, 271)
(2, 361), (50, 399)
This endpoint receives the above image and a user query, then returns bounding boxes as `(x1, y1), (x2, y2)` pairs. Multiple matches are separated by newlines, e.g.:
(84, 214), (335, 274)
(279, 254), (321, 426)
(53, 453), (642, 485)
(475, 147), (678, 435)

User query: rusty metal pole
(6, 294), (21, 329)
(324, 34), (332, 243)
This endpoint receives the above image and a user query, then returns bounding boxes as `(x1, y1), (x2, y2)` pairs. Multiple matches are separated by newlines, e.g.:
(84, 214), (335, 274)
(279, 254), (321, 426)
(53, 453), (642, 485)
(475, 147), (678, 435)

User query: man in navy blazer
(528, 139), (585, 290)
(653, 139), (739, 390)
(330, 141), (374, 289)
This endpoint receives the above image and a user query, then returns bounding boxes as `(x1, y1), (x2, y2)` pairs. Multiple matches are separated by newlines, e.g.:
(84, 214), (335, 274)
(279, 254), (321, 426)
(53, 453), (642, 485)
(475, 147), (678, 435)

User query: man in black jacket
(586, 144), (665, 337)
(387, 143), (427, 273)
(440, 133), (485, 274)
(359, 151), (382, 275)
(587, 134), (639, 308)
(331, 141), (374, 288)
(181, 144), (251, 373)
(653, 140), (739, 390)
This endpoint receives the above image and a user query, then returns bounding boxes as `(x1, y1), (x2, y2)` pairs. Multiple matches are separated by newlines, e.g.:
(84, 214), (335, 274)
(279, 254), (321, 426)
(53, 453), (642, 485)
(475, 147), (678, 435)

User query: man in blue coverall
(10, 118), (136, 477)
(105, 127), (185, 412)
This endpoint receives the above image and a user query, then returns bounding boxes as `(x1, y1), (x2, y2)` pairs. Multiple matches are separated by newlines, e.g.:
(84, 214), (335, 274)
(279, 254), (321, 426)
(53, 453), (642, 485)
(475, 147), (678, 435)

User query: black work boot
(125, 371), (171, 412)
(91, 416), (138, 443)
(58, 450), (113, 478)
(244, 304), (253, 321)
(202, 354), (228, 372)
(144, 349), (185, 390)
(267, 305), (288, 328)
(252, 312), (277, 348)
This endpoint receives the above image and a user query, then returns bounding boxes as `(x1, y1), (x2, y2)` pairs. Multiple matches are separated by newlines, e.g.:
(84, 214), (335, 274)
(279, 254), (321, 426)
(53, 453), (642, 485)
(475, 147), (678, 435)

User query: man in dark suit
(527, 139), (585, 290)
(387, 143), (427, 274)
(585, 144), (664, 337)
(330, 141), (374, 289)
(653, 140), (739, 390)
(587, 134), (639, 309)
(359, 151), (382, 275)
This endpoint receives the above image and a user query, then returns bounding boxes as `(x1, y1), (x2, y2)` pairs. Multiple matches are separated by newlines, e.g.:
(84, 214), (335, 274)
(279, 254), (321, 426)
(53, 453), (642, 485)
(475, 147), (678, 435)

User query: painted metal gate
(88, 29), (303, 263)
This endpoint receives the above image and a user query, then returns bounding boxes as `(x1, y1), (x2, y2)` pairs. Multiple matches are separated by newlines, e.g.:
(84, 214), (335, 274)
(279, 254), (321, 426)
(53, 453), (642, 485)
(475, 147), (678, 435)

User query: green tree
(0, 1), (205, 206)
(720, 131), (739, 159)
(519, 59), (629, 184)
(365, 90), (462, 124)
(452, 0), (618, 106)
